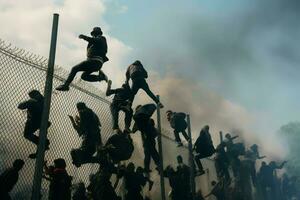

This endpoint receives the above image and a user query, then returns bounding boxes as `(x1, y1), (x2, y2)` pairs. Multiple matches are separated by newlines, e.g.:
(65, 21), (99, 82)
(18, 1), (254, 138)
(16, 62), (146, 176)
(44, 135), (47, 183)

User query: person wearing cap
(18, 90), (51, 158)
(125, 60), (163, 108)
(106, 80), (133, 132)
(70, 102), (102, 167)
(0, 159), (25, 200)
(56, 27), (109, 91)
(166, 110), (189, 147)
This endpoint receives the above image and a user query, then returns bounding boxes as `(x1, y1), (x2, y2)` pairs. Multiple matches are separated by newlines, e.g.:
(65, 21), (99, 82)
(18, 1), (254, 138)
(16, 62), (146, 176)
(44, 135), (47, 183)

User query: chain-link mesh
(0, 38), (216, 199)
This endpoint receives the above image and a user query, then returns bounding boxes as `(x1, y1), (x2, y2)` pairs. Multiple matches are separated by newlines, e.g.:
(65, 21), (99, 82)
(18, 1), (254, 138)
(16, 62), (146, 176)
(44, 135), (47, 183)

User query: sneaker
(149, 180), (154, 191)
(177, 142), (183, 147)
(56, 84), (69, 91)
(29, 153), (37, 159)
(98, 73), (108, 82)
(195, 169), (205, 176)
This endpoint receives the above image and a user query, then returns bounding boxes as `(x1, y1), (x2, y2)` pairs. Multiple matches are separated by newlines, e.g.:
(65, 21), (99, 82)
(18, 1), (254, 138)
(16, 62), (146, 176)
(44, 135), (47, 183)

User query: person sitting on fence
(45, 158), (72, 200)
(70, 102), (102, 168)
(166, 110), (189, 147)
(132, 104), (161, 173)
(0, 159), (25, 200)
(214, 142), (230, 184)
(56, 27), (109, 91)
(106, 80), (133, 132)
(176, 155), (191, 199)
(18, 90), (51, 158)
(193, 125), (215, 176)
(125, 60), (163, 108)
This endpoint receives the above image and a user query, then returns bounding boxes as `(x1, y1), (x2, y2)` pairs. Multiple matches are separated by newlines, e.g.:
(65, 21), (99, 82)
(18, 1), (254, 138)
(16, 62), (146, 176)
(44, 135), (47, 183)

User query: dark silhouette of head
(91, 27), (103, 36)
(13, 159), (25, 171)
(136, 166), (144, 174)
(261, 161), (267, 167)
(127, 162), (135, 172)
(76, 102), (87, 111)
(122, 82), (130, 90)
(177, 155), (183, 164)
(29, 90), (43, 100)
(166, 110), (173, 121)
(133, 60), (142, 66)
(225, 133), (232, 139)
(204, 125), (209, 131)
(250, 144), (258, 151)
(54, 158), (66, 169)
(211, 181), (217, 186)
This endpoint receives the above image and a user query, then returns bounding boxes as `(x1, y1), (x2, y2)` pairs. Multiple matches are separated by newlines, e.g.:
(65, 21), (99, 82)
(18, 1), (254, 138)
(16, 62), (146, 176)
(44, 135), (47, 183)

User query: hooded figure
(132, 104), (161, 172)
(18, 90), (51, 158)
(56, 27), (109, 91)
(106, 80), (133, 131)
(70, 102), (102, 167)
(166, 110), (189, 147)
(193, 125), (215, 175)
(125, 60), (163, 108)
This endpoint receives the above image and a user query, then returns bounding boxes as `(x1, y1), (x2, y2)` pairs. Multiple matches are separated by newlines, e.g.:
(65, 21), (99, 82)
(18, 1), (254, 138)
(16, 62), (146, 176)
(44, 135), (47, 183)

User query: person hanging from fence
(72, 182), (88, 200)
(70, 102), (102, 168)
(166, 110), (189, 147)
(193, 125), (215, 176)
(244, 144), (266, 186)
(214, 142), (231, 184)
(176, 155), (191, 199)
(132, 104), (161, 173)
(125, 60), (163, 108)
(44, 158), (72, 200)
(106, 80), (133, 132)
(0, 159), (25, 200)
(18, 89), (51, 159)
(56, 27), (109, 91)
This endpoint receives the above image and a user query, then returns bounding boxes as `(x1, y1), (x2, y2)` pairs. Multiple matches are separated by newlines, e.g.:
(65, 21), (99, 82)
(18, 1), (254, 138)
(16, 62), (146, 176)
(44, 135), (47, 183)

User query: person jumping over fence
(193, 125), (215, 176)
(166, 110), (189, 147)
(106, 80), (133, 132)
(56, 27), (109, 91)
(132, 104), (161, 173)
(18, 90), (51, 159)
(70, 102), (102, 168)
(0, 159), (25, 200)
(125, 60), (163, 108)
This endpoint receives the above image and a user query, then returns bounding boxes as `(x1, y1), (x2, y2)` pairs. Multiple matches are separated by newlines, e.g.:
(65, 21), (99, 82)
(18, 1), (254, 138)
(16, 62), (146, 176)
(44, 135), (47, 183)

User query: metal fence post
(31, 13), (59, 200)
(187, 114), (196, 200)
(156, 95), (166, 200)
(219, 131), (223, 143)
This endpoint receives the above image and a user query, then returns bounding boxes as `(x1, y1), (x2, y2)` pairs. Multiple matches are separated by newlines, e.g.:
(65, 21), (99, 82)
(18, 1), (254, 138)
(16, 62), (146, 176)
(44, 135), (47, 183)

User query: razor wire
(0, 38), (217, 200)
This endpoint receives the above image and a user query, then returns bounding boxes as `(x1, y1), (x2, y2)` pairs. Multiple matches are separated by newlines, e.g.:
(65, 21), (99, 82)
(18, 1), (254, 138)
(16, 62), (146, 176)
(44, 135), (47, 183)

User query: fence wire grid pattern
(0, 39), (217, 199)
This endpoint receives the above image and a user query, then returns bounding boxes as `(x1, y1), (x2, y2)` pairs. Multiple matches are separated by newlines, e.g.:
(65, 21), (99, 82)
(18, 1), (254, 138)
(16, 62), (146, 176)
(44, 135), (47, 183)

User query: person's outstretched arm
(18, 100), (33, 110)
(79, 34), (101, 43)
(106, 80), (119, 96)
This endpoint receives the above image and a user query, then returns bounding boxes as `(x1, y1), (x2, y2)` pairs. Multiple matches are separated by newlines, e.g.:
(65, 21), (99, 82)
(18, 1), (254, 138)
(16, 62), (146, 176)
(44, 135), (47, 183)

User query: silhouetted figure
(204, 180), (226, 200)
(214, 142), (230, 183)
(106, 80), (133, 131)
(245, 144), (265, 186)
(194, 125), (215, 175)
(132, 104), (160, 173)
(238, 159), (253, 200)
(0, 159), (24, 200)
(176, 155), (191, 199)
(125, 60), (163, 108)
(70, 102), (102, 167)
(46, 158), (72, 200)
(104, 129), (134, 163)
(166, 111), (189, 147)
(136, 166), (154, 191)
(56, 27), (108, 91)
(72, 182), (88, 200)
(18, 90), (51, 158)
(258, 161), (287, 200)
(164, 165), (181, 200)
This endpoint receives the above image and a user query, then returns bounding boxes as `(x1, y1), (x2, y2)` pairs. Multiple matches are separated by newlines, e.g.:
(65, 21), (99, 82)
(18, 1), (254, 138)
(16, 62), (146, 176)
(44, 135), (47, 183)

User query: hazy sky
(0, 0), (299, 156)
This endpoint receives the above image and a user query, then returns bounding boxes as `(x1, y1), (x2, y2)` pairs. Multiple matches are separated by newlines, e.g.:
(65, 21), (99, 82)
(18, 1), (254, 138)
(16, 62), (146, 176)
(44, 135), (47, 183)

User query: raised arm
(18, 99), (33, 110)
(79, 34), (101, 43)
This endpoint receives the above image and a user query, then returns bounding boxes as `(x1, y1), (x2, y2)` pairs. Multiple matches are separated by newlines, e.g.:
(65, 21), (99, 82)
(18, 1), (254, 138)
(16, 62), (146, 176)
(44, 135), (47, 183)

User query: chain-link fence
(0, 38), (217, 199)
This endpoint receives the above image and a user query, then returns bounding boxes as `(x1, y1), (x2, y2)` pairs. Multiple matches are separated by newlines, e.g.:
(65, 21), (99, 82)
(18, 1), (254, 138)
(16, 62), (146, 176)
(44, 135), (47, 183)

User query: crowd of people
(0, 27), (299, 200)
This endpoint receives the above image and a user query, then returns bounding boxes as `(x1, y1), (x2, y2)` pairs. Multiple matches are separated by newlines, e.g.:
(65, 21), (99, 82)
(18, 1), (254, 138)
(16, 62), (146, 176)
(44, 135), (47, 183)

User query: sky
(0, 0), (299, 158)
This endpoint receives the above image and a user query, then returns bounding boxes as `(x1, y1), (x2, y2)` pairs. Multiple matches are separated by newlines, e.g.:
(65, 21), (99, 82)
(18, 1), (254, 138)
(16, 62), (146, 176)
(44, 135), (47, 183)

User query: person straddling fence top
(45, 158), (72, 200)
(0, 159), (24, 200)
(193, 125), (215, 176)
(70, 102), (102, 168)
(125, 60), (163, 108)
(132, 104), (161, 173)
(18, 90), (51, 158)
(56, 27), (109, 91)
(166, 110), (190, 147)
(106, 80), (133, 132)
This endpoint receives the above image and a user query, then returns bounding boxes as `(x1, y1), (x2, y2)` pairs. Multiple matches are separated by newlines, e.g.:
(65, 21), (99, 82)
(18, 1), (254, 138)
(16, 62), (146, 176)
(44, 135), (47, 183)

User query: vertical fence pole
(31, 13), (59, 200)
(219, 131), (223, 144)
(156, 95), (166, 200)
(187, 114), (196, 200)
